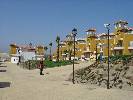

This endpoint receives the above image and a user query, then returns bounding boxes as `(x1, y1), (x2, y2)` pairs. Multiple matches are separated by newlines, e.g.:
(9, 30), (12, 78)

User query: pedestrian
(39, 58), (44, 75)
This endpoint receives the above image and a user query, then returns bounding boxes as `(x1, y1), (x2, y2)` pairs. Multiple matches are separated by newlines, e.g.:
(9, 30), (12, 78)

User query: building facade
(9, 43), (45, 63)
(55, 20), (133, 61)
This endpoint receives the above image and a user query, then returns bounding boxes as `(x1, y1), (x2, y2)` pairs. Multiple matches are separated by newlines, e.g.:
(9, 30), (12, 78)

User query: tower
(86, 28), (97, 52)
(114, 20), (128, 34)
(84, 28), (97, 60)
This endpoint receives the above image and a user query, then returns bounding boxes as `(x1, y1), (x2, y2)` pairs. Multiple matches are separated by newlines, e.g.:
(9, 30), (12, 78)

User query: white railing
(128, 47), (133, 49)
(114, 47), (124, 50)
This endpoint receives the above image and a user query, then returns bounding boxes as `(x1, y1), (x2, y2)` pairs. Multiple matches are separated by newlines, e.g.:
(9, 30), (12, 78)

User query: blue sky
(0, 0), (133, 52)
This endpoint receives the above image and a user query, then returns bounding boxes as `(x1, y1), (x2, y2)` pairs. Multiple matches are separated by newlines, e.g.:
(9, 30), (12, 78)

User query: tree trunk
(69, 50), (72, 61)
(50, 47), (52, 61)
(57, 42), (59, 62)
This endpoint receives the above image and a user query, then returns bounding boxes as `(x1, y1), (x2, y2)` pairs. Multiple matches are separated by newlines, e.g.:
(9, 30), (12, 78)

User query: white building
(10, 54), (19, 63)
(10, 43), (43, 63)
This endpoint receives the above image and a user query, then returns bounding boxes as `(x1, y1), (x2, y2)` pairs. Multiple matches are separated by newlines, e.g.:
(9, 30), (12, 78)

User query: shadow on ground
(0, 66), (7, 67)
(0, 82), (11, 88)
(0, 70), (6, 72)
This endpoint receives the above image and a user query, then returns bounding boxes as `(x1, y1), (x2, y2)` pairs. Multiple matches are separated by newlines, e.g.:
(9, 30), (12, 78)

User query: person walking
(39, 58), (44, 75)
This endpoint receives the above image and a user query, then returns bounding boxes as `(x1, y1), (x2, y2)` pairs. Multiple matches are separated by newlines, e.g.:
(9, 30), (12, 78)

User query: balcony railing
(114, 46), (124, 50)
(116, 44), (123, 47)
(87, 34), (97, 38)
(114, 44), (124, 50)
(128, 46), (133, 50)
(83, 47), (92, 53)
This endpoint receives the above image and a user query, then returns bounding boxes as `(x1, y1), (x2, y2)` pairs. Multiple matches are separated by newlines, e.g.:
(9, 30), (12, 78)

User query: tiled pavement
(0, 62), (133, 100)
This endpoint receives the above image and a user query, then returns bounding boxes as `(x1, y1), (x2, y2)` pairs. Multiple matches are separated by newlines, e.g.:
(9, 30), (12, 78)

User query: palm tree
(49, 42), (52, 61)
(56, 36), (60, 62)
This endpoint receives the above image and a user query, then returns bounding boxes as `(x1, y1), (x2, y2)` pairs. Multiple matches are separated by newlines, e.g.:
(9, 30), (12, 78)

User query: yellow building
(53, 41), (67, 60)
(113, 20), (133, 55)
(83, 28), (97, 60)
(10, 44), (18, 54)
(53, 36), (86, 61)
(57, 20), (133, 61)
(35, 45), (45, 59)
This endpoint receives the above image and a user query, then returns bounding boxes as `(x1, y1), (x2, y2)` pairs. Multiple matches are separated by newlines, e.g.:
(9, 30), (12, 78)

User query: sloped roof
(114, 20), (128, 25)
(86, 28), (96, 32)
(11, 44), (36, 52)
(97, 33), (115, 37)
(127, 27), (133, 31)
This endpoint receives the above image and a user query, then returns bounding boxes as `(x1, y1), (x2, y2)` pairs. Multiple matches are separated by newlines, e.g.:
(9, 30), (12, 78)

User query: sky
(0, 0), (133, 52)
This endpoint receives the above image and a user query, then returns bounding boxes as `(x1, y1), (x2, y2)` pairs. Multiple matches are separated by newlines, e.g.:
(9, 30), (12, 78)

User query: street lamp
(72, 28), (77, 84)
(96, 43), (98, 63)
(99, 43), (103, 63)
(104, 24), (110, 89)
(17, 47), (22, 65)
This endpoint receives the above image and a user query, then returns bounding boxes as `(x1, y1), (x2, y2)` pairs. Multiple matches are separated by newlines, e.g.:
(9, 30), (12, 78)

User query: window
(115, 50), (123, 55)
(117, 40), (123, 47)
(129, 41), (133, 47)
(129, 50), (133, 54)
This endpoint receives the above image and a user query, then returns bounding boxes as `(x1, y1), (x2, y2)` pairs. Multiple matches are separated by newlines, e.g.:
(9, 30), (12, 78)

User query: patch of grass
(44, 60), (73, 68)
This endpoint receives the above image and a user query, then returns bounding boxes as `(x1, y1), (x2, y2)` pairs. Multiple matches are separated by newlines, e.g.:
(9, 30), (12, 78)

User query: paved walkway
(0, 61), (133, 100)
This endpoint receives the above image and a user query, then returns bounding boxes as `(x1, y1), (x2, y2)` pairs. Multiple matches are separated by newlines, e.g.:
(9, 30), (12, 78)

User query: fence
(20, 60), (39, 70)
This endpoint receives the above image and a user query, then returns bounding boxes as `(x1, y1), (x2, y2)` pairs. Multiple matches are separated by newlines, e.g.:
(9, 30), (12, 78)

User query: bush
(110, 55), (132, 63)
(97, 55), (133, 64)
(21, 60), (39, 69)
(22, 60), (74, 69)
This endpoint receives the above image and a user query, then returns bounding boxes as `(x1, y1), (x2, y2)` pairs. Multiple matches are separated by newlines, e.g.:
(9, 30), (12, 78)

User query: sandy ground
(0, 61), (133, 100)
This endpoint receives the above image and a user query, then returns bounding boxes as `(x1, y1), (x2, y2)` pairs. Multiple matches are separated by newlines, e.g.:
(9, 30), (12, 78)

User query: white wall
(11, 57), (19, 63)
(21, 51), (35, 61)
(130, 41), (133, 47)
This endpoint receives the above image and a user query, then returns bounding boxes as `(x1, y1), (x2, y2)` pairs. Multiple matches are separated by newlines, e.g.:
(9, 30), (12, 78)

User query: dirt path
(0, 61), (133, 100)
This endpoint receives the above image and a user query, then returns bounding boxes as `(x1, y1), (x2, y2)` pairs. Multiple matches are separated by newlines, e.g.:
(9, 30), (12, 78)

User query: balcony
(114, 43), (124, 50)
(83, 47), (92, 53)
(87, 47), (90, 51)
(87, 34), (97, 38)
(128, 47), (133, 50)
(128, 42), (133, 49)
(114, 46), (124, 50)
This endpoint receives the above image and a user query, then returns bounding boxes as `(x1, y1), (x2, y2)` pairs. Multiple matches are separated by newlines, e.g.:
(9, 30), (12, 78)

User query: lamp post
(96, 43), (98, 63)
(104, 24), (110, 89)
(49, 42), (52, 61)
(99, 43), (103, 63)
(72, 28), (77, 84)
(17, 47), (21, 65)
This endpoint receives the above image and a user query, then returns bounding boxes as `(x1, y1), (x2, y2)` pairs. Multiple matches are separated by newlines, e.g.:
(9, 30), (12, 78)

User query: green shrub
(98, 55), (133, 64)
(110, 55), (132, 63)
(44, 60), (72, 68)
